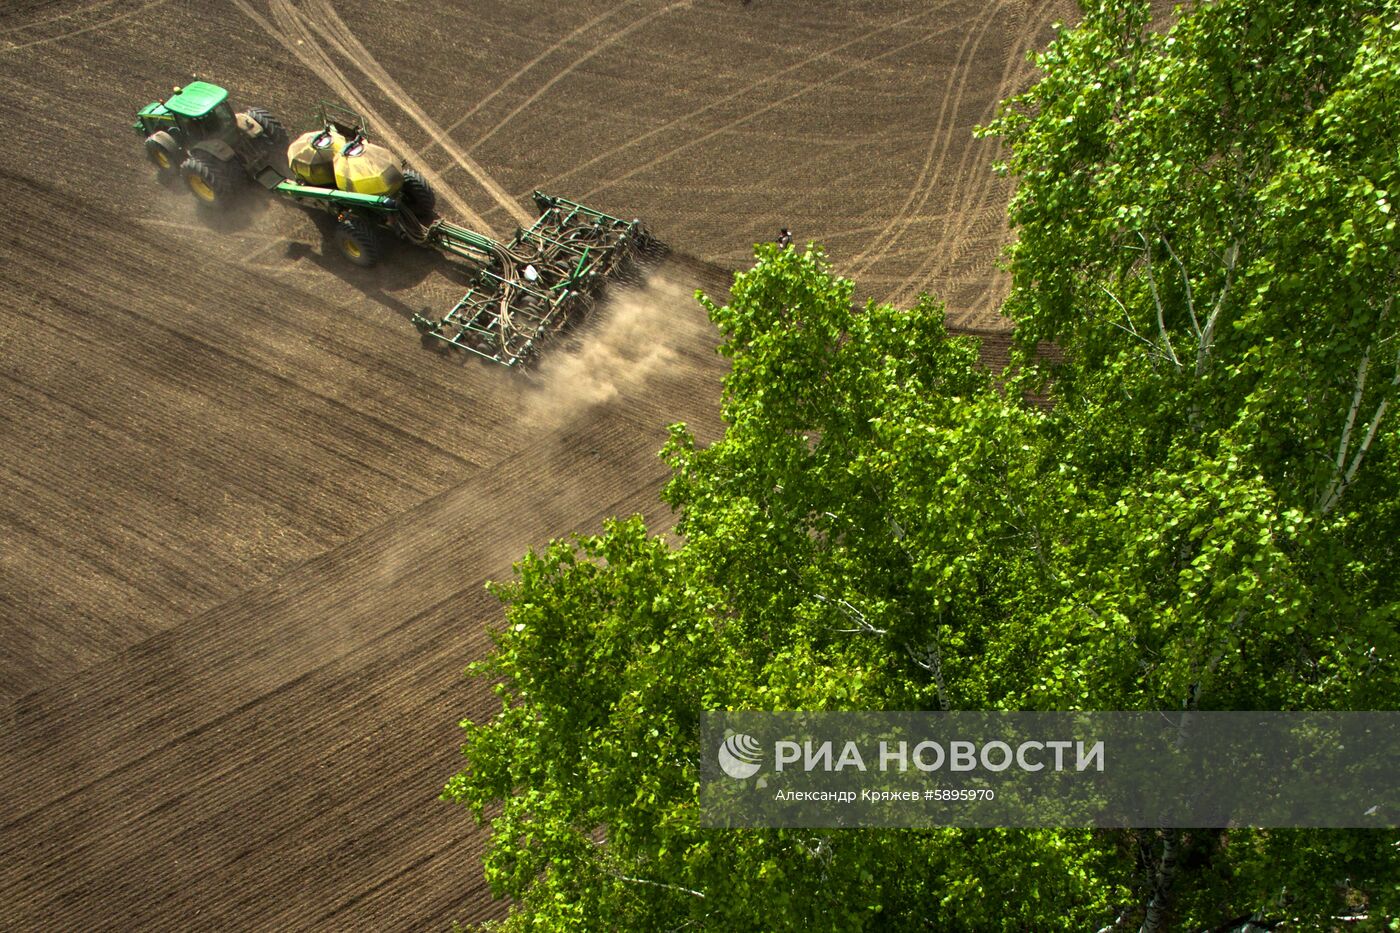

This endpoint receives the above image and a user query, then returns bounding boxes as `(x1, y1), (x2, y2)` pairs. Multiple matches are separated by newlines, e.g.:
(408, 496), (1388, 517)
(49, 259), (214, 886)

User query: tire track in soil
(845, 0), (1008, 280)
(134, 216), (284, 251)
(231, 0), (493, 231)
(525, 4), (943, 199)
(462, 0), (698, 159)
(898, 0), (1042, 306)
(303, 0), (533, 228)
(0, 409), (704, 929)
(820, 215), (946, 246)
(934, 1), (1061, 293)
(890, 0), (1063, 315)
(572, 18), (965, 204)
(0, 0), (170, 53)
(0, 253), (730, 719)
(558, 32), (961, 203)
(421, 0), (646, 163)
(0, 431), (666, 924)
(0, 167), (506, 702)
(0, 0), (123, 33)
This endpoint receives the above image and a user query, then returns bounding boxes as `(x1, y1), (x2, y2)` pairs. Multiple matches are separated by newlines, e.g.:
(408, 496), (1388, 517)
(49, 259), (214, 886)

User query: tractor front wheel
(180, 153), (239, 207)
(145, 131), (182, 178)
(333, 216), (382, 268)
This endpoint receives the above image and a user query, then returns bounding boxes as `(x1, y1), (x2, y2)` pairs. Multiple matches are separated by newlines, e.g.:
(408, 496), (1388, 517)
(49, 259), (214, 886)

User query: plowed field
(1, 0), (1074, 927)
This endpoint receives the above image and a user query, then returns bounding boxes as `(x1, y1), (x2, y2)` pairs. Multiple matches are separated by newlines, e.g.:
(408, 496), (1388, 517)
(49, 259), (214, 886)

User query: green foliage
(446, 250), (1131, 931)
(983, 0), (1400, 715)
(446, 1), (1400, 928)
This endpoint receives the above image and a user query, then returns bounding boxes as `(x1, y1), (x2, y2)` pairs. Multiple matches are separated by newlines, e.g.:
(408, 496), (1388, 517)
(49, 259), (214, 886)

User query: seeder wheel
(332, 216), (382, 267)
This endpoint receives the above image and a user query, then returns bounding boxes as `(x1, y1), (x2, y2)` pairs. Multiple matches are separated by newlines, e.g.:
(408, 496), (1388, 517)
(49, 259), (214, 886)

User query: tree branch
(613, 873), (706, 899)
(1334, 346), (1371, 476)
(1196, 240), (1238, 375)
(1138, 232), (1183, 372)
(904, 638), (951, 711)
(1100, 283), (1148, 341)
(1319, 297), (1396, 515)
(1159, 232), (1201, 342)
(814, 593), (887, 635)
(1341, 346), (1398, 490)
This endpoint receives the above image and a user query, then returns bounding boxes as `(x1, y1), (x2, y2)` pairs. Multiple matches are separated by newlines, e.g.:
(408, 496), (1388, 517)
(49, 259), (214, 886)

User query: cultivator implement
(410, 193), (662, 367)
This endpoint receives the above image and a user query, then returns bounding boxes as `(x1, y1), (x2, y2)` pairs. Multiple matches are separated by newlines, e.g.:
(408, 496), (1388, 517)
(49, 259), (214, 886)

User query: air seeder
(134, 83), (662, 366)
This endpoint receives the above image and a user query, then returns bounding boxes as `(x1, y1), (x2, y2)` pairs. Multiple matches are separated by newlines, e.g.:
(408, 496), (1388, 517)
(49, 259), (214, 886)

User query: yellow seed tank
(287, 127), (345, 187)
(332, 137), (403, 196)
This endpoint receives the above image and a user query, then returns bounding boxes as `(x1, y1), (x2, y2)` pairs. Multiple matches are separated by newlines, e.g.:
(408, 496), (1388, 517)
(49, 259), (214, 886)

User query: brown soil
(0, 0), (1075, 927)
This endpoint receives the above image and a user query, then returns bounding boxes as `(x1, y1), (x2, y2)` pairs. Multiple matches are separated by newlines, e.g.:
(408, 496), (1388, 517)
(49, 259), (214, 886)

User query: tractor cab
(165, 82), (235, 142)
(133, 82), (232, 144)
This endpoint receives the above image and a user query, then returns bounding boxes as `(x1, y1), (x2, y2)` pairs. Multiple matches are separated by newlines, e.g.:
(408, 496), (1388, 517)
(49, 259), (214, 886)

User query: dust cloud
(521, 271), (712, 427)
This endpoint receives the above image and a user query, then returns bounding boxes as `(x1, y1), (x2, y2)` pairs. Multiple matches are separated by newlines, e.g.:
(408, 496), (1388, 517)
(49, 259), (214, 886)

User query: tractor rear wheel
(244, 107), (288, 149)
(145, 131), (181, 177)
(180, 153), (239, 206)
(399, 168), (436, 219)
(333, 215), (382, 268)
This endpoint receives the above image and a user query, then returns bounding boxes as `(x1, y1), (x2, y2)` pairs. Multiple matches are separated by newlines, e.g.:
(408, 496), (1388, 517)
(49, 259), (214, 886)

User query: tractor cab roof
(165, 81), (229, 118)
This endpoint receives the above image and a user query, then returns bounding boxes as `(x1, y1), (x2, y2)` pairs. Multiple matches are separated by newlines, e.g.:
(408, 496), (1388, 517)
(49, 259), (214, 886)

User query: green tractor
(133, 80), (287, 206)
